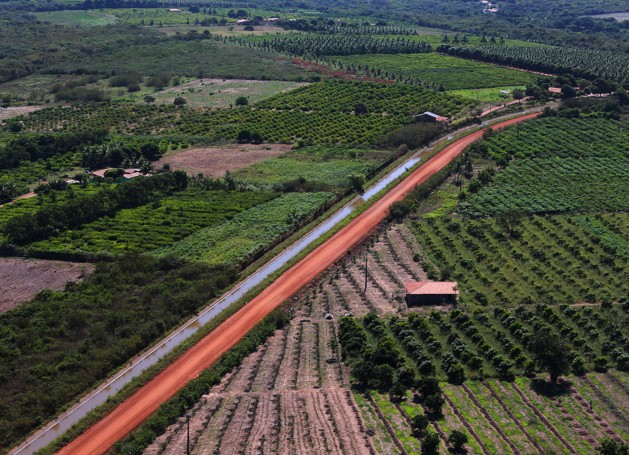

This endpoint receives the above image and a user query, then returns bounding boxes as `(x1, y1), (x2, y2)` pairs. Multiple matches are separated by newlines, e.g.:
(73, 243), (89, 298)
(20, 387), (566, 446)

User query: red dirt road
(57, 113), (538, 455)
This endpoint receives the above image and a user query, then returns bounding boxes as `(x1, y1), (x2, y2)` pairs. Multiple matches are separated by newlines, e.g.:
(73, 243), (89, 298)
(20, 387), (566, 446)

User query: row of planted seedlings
(338, 301), (628, 454)
(411, 214), (628, 305)
(338, 313), (471, 454)
(340, 299), (628, 387)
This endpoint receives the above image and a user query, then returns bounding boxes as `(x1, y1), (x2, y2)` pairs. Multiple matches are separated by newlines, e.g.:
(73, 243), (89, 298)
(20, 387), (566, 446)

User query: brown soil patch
(0, 258), (94, 313)
(0, 105), (44, 121)
(155, 143), (291, 177)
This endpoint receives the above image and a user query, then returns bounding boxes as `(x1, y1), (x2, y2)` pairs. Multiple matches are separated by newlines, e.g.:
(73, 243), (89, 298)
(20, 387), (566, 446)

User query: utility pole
(186, 415), (190, 455)
(364, 249), (368, 294)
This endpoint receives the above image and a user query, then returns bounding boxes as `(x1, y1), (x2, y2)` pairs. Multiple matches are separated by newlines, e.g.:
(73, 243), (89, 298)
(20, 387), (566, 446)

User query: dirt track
(57, 113), (539, 455)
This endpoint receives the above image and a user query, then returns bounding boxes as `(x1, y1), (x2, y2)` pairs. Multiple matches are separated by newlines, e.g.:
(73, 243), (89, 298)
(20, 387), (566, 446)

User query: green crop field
(233, 145), (392, 188)
(332, 53), (537, 89)
(0, 151), (84, 193)
(340, 311), (629, 452)
(154, 191), (333, 266)
(0, 185), (108, 244)
(11, 80), (476, 144)
(28, 189), (278, 256)
(339, 306), (627, 454)
(412, 214), (628, 305)
(442, 45), (629, 83)
(460, 156), (628, 216)
(460, 117), (629, 217)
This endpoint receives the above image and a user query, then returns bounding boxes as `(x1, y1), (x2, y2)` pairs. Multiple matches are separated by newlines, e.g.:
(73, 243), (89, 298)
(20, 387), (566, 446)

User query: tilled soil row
(509, 383), (578, 454)
(482, 382), (545, 453)
(365, 394), (408, 455)
(579, 376), (629, 427)
(442, 392), (492, 455)
(394, 402), (450, 452)
(569, 386), (625, 444)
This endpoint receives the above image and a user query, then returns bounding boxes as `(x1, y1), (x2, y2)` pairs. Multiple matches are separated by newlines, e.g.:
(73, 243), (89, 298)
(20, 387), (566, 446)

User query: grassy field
(0, 74), (82, 104)
(448, 86), (525, 102)
(132, 79), (309, 108)
(233, 144), (392, 188)
(333, 53), (537, 89)
(33, 10), (118, 26)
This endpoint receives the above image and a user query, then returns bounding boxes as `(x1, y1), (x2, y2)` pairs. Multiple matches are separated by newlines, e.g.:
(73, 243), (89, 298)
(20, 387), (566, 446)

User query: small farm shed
(418, 111), (449, 123)
(548, 87), (562, 94)
(404, 281), (458, 306)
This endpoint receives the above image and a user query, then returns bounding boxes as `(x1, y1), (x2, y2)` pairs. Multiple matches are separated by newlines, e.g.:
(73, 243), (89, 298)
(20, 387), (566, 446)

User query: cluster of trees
(81, 141), (162, 169)
(0, 182), (18, 203)
(221, 34), (432, 58)
(277, 18), (416, 36)
(438, 45), (628, 84)
(0, 130), (107, 170)
(3, 171), (187, 245)
(339, 314), (447, 417)
(0, 253), (239, 453)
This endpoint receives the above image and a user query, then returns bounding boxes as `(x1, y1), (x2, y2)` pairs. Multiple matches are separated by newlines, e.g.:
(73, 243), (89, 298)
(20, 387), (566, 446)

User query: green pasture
(234, 145), (391, 188)
(34, 10), (118, 26)
(448, 86), (525, 102)
(142, 79), (308, 108)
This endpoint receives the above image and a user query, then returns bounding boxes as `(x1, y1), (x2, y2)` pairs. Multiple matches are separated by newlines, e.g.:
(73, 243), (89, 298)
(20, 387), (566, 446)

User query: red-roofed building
(404, 281), (458, 306)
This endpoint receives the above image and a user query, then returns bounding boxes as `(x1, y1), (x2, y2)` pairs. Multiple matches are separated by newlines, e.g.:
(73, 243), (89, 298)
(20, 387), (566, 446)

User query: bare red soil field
(57, 113), (538, 455)
(0, 258), (93, 313)
(154, 143), (291, 177)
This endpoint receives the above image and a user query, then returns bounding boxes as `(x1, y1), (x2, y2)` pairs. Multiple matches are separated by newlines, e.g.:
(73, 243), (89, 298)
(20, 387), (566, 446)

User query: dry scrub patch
(155, 143), (292, 177)
(0, 258), (93, 313)
(0, 106), (45, 121)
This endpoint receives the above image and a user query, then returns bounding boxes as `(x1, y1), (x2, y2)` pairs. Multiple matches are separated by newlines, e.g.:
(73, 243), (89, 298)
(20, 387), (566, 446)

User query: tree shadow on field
(530, 377), (572, 398)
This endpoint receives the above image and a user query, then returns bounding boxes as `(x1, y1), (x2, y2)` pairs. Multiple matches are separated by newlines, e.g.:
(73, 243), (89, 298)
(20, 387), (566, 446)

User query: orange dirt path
(57, 113), (538, 455)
